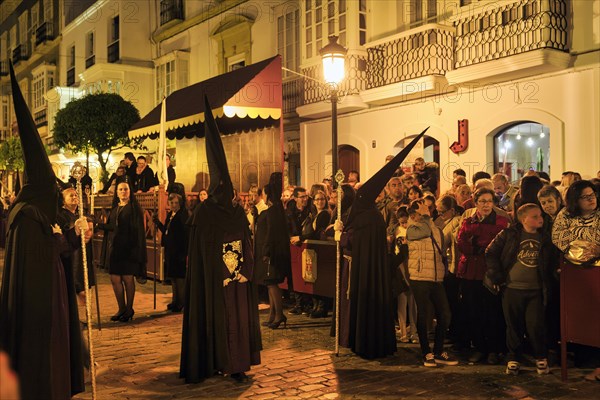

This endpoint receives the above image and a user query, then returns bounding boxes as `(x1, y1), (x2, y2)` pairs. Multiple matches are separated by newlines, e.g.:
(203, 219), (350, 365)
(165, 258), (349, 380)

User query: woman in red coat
(456, 188), (510, 364)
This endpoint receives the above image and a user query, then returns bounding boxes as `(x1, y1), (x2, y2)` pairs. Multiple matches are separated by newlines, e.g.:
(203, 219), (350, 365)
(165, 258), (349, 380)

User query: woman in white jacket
(407, 199), (458, 368)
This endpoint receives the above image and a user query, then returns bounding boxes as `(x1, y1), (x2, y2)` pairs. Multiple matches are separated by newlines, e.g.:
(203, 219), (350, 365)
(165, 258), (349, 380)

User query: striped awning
(128, 56), (282, 140)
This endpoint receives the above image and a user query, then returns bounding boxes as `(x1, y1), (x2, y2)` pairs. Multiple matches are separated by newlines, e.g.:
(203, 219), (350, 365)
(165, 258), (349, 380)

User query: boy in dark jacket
(485, 203), (555, 375)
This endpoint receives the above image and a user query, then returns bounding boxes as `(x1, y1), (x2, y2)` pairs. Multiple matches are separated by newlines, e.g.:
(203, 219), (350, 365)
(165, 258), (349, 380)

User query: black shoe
(269, 316), (287, 329)
(230, 372), (248, 383)
(119, 309), (135, 322)
(171, 305), (184, 313)
(110, 310), (126, 321)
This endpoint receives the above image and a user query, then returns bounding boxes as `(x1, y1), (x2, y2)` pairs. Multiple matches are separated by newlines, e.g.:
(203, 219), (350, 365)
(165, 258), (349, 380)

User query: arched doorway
(493, 122), (550, 182)
(395, 134), (440, 195)
(338, 145), (360, 183)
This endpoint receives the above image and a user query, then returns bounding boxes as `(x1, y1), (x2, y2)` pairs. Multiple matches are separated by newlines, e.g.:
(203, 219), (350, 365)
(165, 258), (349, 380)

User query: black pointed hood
(9, 62), (58, 221)
(266, 172), (283, 205)
(204, 95), (234, 211)
(347, 127), (429, 225)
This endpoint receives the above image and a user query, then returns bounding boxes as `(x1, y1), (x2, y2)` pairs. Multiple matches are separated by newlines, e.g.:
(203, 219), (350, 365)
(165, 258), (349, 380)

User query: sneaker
(434, 352), (459, 366)
(288, 306), (302, 315)
(487, 352), (499, 365)
(409, 335), (419, 344)
(536, 359), (550, 375)
(423, 353), (437, 368)
(506, 361), (520, 375)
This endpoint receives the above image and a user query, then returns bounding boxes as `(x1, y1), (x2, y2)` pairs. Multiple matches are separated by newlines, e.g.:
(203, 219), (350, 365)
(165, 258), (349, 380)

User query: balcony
(160, 0), (184, 26)
(35, 21), (55, 47)
(282, 77), (305, 116)
(361, 25), (454, 105)
(448, 0), (570, 84)
(34, 109), (47, 127)
(12, 43), (31, 64)
(107, 41), (120, 63)
(67, 67), (75, 86)
(86, 55), (96, 69)
(296, 54), (369, 118)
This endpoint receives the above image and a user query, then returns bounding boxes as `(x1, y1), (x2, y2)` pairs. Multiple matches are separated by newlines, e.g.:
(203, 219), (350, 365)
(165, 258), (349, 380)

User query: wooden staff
(86, 186), (101, 331)
(153, 186), (158, 310)
(72, 163), (97, 399)
(334, 169), (345, 356)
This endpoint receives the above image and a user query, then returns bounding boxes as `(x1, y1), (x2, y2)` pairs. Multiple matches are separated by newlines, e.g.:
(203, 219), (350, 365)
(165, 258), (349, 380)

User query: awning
(129, 56), (282, 140)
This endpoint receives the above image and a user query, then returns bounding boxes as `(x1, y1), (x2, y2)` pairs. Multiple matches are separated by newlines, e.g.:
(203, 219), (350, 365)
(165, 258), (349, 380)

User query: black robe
(57, 207), (95, 293)
(156, 208), (188, 279)
(0, 203), (85, 399)
(347, 207), (397, 359)
(180, 200), (261, 382)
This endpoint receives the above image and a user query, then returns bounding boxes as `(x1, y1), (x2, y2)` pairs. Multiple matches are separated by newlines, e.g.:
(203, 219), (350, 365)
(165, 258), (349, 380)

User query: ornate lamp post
(320, 35), (347, 186)
(321, 35), (347, 356)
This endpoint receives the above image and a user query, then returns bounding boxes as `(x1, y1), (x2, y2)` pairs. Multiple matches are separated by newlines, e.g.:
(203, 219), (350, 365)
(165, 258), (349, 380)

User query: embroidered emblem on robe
(222, 240), (243, 275)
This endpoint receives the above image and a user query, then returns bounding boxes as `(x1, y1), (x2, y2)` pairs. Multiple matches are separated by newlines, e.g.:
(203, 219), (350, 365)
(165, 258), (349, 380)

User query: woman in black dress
(100, 181), (147, 322)
(255, 173), (291, 329)
(154, 192), (188, 312)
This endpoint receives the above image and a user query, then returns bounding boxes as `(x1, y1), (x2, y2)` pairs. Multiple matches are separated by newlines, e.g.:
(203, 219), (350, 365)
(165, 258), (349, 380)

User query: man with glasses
(287, 187), (312, 314)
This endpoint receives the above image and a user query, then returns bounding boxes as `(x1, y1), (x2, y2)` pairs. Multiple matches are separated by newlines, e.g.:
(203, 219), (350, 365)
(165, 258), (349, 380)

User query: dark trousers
(460, 279), (505, 354)
(410, 280), (451, 356)
(502, 287), (547, 361)
(444, 273), (461, 341)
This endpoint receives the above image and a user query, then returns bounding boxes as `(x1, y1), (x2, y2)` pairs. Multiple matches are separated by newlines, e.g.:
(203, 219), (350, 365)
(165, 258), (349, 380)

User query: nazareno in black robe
(346, 206), (397, 359)
(180, 199), (262, 382)
(0, 201), (85, 399)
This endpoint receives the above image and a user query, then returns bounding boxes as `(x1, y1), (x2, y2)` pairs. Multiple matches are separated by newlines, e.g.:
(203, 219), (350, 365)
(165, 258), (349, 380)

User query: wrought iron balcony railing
(34, 109), (47, 127)
(35, 21), (55, 47)
(454, 0), (568, 68)
(282, 77), (305, 115)
(160, 0), (184, 26)
(301, 54), (368, 105)
(0, 61), (8, 77)
(366, 26), (454, 89)
(12, 43), (31, 64)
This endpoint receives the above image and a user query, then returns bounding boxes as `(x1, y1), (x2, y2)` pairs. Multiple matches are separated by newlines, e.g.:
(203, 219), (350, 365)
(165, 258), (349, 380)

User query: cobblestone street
(61, 268), (598, 400)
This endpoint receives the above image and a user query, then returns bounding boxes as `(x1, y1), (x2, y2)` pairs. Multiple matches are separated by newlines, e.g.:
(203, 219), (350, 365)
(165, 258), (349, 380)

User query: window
(67, 45), (75, 86)
(304, 0), (356, 60)
(108, 15), (119, 63)
(43, 0), (53, 22)
(494, 123), (550, 181)
(18, 11), (28, 46)
(408, 0), (438, 27)
(155, 52), (189, 104)
(160, 0), (184, 26)
(85, 31), (95, 68)
(278, 8), (300, 78)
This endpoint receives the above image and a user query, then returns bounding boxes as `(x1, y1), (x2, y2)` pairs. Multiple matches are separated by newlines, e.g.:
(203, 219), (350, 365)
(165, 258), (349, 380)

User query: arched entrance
(395, 134), (440, 195)
(338, 145), (360, 182)
(493, 122), (550, 182)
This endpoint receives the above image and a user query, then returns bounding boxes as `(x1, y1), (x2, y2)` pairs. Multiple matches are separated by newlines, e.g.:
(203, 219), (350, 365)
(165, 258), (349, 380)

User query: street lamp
(320, 35), (347, 187)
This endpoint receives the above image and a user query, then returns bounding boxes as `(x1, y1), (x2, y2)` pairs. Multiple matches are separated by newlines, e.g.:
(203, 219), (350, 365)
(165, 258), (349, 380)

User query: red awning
(129, 56), (282, 140)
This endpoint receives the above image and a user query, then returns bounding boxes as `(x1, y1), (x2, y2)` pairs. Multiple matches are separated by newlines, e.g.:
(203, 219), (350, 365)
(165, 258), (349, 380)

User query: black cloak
(345, 128), (428, 359)
(179, 96), (261, 382)
(0, 63), (85, 399)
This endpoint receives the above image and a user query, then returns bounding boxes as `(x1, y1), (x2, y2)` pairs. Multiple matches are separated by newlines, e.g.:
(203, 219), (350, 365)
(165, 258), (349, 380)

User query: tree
(0, 136), (25, 172)
(53, 93), (142, 182)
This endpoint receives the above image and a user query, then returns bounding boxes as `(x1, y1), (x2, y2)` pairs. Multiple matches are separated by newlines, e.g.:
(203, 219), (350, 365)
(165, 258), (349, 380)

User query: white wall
(301, 65), (600, 192)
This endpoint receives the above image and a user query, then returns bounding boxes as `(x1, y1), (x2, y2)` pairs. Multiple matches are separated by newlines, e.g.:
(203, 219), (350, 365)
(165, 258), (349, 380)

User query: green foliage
(0, 136), (24, 171)
(53, 93), (142, 181)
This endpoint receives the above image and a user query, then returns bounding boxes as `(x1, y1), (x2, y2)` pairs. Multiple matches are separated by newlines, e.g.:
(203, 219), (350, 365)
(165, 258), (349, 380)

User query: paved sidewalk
(0, 249), (597, 399)
(64, 269), (599, 400)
